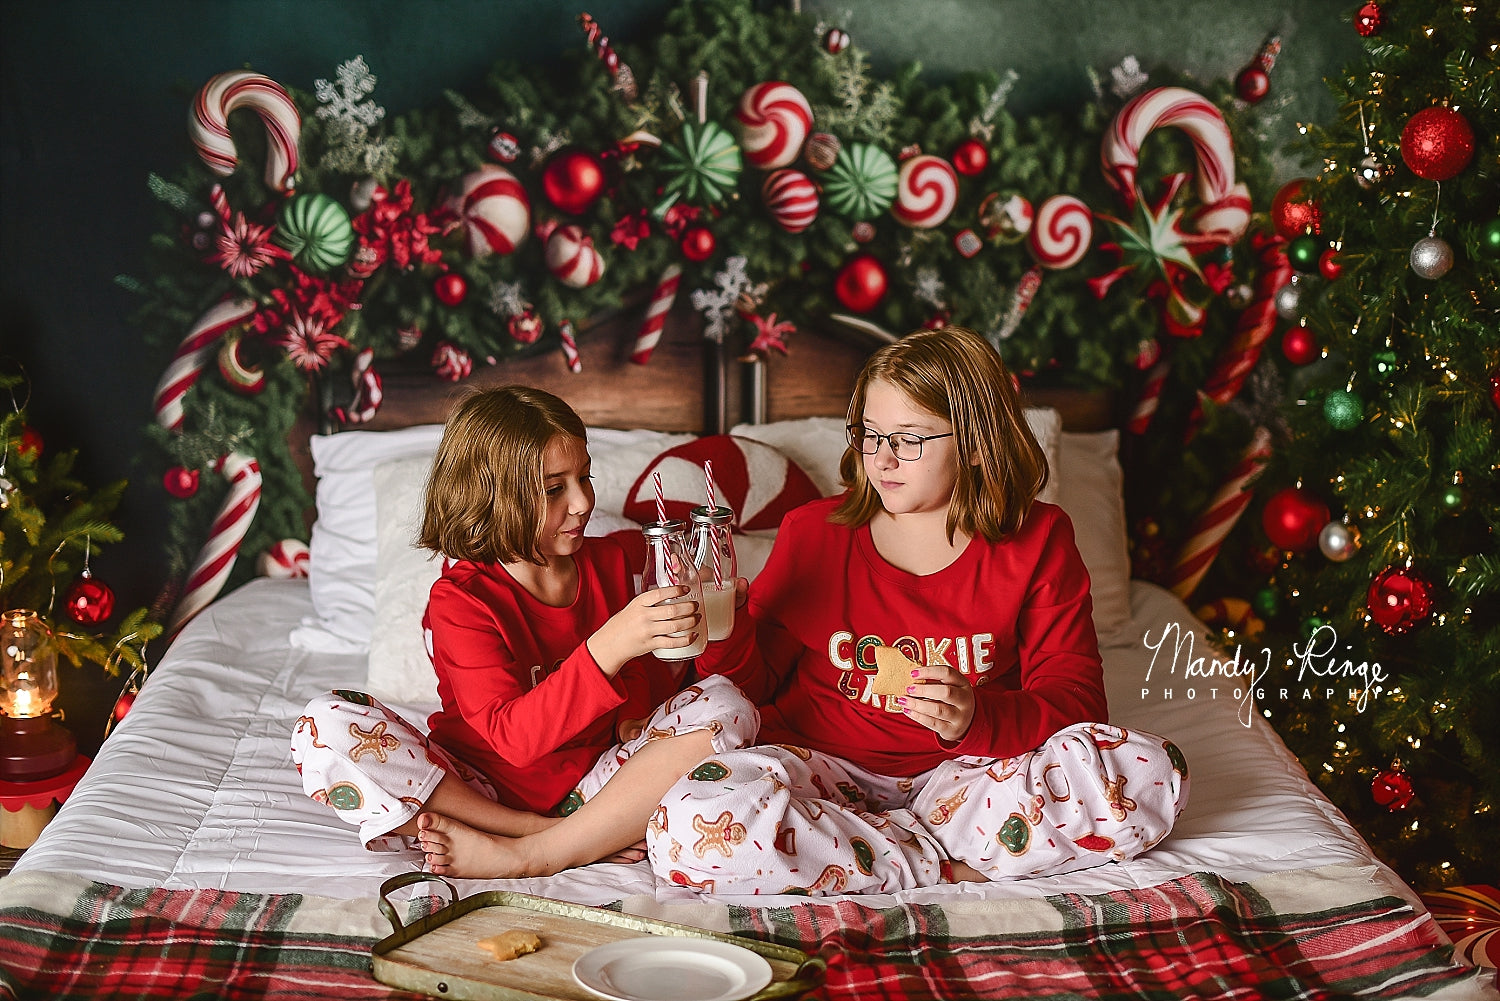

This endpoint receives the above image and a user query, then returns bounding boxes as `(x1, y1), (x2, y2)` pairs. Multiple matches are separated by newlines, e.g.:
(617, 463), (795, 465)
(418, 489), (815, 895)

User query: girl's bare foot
(417, 812), (550, 879)
(948, 860), (990, 883)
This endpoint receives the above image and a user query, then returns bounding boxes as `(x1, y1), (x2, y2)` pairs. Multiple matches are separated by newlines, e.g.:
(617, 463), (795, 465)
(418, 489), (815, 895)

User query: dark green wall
(0, 0), (1360, 747)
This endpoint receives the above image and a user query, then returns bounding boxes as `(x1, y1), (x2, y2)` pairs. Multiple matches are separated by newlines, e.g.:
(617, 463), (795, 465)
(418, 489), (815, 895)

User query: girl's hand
(895, 663), (976, 743)
(733, 576), (750, 609)
(600, 839), (649, 864)
(586, 585), (700, 674)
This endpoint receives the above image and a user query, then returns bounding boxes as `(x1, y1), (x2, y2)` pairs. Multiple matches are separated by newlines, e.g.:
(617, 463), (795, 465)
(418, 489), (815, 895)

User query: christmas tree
(0, 373), (159, 688)
(1255, 1), (1498, 889)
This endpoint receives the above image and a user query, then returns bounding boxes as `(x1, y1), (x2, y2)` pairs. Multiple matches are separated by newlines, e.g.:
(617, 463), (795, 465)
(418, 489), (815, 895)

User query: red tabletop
(0, 755), (93, 810)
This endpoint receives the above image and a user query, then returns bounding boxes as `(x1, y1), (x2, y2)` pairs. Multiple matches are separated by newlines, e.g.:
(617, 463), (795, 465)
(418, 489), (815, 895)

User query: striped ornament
(761, 169), (819, 233)
(456, 165), (530, 258)
(891, 154), (958, 229)
(734, 81), (812, 170)
(545, 225), (605, 288)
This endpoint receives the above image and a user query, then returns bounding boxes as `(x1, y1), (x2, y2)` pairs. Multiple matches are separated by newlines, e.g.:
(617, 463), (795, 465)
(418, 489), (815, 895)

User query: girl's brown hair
(418, 386), (587, 564)
(831, 326), (1047, 542)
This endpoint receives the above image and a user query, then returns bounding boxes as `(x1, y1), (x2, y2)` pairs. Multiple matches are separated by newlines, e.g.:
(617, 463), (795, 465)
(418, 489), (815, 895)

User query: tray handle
(376, 871), (458, 934)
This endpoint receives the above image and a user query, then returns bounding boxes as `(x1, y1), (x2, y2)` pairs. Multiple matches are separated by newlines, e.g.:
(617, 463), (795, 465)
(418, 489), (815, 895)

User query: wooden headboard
(291, 306), (1117, 495)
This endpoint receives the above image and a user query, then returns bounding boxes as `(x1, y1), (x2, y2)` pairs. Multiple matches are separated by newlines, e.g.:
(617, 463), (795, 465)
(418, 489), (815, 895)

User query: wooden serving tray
(372, 873), (823, 1001)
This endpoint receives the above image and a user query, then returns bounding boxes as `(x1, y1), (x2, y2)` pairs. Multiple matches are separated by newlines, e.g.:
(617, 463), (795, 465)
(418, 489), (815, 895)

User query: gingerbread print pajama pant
(647, 721), (1188, 896)
(291, 674), (759, 852)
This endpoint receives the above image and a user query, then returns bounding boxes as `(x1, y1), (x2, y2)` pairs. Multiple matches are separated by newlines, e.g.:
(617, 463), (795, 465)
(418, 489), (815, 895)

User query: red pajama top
(699, 496), (1107, 776)
(422, 537), (680, 813)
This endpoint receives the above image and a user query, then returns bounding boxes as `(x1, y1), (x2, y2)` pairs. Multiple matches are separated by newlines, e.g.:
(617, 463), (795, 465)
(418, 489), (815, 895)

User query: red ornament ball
(1371, 767), (1413, 810)
(1318, 247), (1345, 281)
(487, 130), (520, 164)
(680, 226), (717, 263)
(163, 466), (201, 499)
(850, 221), (876, 244)
(951, 139), (989, 177)
(433, 272), (468, 306)
(1355, 2), (1383, 37)
(16, 425), (43, 461)
(823, 28), (850, 54)
(507, 309), (543, 345)
(542, 149), (606, 215)
(65, 574), (115, 625)
(1271, 179), (1321, 238)
(1490, 368), (1500, 412)
(1367, 564), (1433, 635)
(1281, 326), (1319, 366)
(1235, 65), (1270, 103)
(1400, 106), (1476, 181)
(834, 254), (888, 313)
(112, 690), (137, 722)
(1262, 487), (1330, 552)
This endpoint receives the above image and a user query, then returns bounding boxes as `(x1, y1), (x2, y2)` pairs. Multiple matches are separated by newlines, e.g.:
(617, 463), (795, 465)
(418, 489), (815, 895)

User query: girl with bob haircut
(293, 385), (759, 879)
(656, 327), (1188, 895)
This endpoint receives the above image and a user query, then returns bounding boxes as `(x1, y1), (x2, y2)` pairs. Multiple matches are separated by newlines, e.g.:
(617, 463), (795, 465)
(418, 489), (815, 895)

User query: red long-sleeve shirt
(422, 537), (680, 813)
(699, 496), (1107, 776)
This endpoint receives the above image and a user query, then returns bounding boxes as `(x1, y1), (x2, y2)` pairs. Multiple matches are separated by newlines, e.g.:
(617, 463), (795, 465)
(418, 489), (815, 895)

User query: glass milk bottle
(689, 505), (737, 641)
(641, 521), (708, 661)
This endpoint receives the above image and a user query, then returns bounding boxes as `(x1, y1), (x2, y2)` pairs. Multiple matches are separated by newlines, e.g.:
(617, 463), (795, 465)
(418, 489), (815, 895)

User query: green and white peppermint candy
(659, 121), (743, 208)
(274, 193), (354, 272)
(822, 143), (898, 220)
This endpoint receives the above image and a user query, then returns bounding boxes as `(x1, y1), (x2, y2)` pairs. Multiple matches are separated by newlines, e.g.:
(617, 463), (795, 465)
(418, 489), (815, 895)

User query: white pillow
(729, 407), (1063, 506)
(1055, 431), (1132, 645)
(362, 429), (687, 703)
(299, 425), (445, 650)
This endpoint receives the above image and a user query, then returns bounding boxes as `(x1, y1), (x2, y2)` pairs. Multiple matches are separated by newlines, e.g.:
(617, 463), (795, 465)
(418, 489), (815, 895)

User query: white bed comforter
(15, 577), (1419, 916)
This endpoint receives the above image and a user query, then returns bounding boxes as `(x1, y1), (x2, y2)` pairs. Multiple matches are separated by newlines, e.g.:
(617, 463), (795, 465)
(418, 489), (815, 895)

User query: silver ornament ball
(1410, 236), (1454, 279)
(1274, 280), (1305, 321)
(1318, 521), (1360, 562)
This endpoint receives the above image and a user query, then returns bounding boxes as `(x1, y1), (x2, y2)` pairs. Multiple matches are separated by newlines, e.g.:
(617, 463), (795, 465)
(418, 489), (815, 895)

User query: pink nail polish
(906, 685), (916, 694)
(910, 669), (920, 677)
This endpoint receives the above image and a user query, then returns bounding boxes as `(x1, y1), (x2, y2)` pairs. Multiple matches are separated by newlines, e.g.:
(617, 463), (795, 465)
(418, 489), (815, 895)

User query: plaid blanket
(1, 867), (1492, 1001)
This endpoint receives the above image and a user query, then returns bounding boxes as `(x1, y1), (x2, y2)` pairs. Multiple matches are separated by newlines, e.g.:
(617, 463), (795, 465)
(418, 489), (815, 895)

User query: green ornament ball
(1481, 217), (1500, 261)
(274, 193), (354, 272)
(823, 142), (898, 221)
(1252, 587), (1280, 618)
(1440, 482), (1468, 514)
(1323, 389), (1364, 430)
(1369, 350), (1399, 382)
(1286, 234), (1322, 273)
(1302, 616), (1327, 639)
(659, 121), (743, 207)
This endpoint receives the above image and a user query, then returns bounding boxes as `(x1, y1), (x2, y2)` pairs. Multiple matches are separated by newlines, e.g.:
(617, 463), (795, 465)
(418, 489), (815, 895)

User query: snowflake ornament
(314, 57), (399, 176)
(691, 256), (766, 343)
(1109, 56), (1149, 99)
(315, 57), (385, 127)
(488, 281), (529, 319)
(913, 267), (947, 311)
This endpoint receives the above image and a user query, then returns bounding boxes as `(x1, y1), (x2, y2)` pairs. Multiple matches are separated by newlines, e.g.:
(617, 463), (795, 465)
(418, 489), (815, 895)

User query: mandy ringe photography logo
(1139, 620), (1389, 727)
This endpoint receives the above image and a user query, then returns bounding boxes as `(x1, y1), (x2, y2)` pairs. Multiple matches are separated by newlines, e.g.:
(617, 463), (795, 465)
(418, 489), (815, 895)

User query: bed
(2, 318), (1494, 1001)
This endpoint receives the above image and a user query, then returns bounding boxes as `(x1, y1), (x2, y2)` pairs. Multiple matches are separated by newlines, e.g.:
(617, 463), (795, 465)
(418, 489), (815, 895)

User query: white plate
(571, 936), (773, 1001)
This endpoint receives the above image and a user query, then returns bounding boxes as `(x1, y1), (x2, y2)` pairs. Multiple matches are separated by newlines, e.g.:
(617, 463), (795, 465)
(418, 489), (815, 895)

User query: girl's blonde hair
(418, 386), (587, 564)
(831, 326), (1047, 542)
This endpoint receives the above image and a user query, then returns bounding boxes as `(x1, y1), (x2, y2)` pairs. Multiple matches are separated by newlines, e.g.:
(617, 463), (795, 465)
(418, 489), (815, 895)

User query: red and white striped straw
(703, 461), (723, 587)
(654, 470), (667, 525)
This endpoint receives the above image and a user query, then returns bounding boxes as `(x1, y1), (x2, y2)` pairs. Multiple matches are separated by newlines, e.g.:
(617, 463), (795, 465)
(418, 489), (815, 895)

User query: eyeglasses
(846, 425), (954, 461)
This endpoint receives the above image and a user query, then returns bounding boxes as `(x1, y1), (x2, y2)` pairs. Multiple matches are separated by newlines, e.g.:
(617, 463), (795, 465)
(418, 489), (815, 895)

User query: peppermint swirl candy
(660, 121), (743, 207)
(822, 143), (897, 221)
(735, 81), (813, 170)
(891, 154), (958, 229)
(1027, 195), (1093, 270)
(274, 193), (354, 272)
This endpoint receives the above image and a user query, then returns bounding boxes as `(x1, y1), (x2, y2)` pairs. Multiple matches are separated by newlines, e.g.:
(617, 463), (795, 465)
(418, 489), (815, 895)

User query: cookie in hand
(870, 645), (919, 697)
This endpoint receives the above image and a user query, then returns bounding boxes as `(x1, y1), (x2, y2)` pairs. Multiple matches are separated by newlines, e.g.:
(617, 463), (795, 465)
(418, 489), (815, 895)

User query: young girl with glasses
(292, 386), (758, 879)
(656, 326), (1187, 894)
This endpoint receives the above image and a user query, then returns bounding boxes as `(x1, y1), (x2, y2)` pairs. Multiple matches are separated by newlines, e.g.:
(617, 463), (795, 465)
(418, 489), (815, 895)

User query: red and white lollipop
(1027, 195), (1094, 270)
(1101, 85), (1249, 244)
(734, 82), (813, 170)
(545, 225), (606, 288)
(189, 70), (301, 193)
(761, 169), (819, 233)
(891, 154), (958, 229)
(454, 165), (530, 258)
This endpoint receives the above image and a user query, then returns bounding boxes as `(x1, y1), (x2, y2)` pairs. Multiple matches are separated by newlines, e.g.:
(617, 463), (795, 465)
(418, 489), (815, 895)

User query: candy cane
(189, 70), (301, 193)
(1101, 86), (1249, 245)
(558, 319), (582, 373)
(1128, 358), (1171, 435)
(167, 451), (262, 636)
(153, 298), (258, 432)
(578, 13), (638, 101)
(631, 264), (682, 365)
(1190, 237), (1292, 432)
(1166, 427), (1271, 601)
